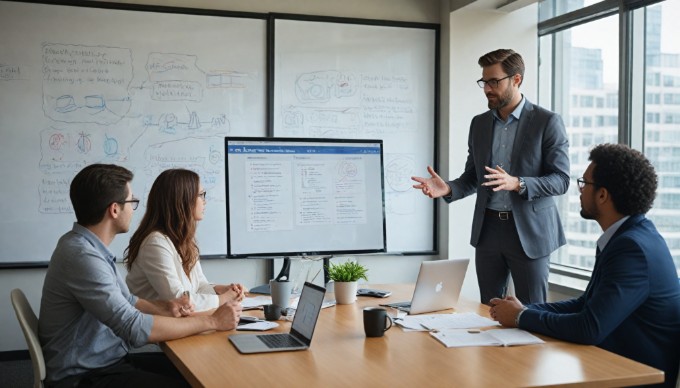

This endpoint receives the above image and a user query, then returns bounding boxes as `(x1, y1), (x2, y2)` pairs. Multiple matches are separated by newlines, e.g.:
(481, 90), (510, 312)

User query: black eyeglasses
(121, 198), (140, 210)
(476, 74), (514, 88)
(198, 191), (207, 201)
(576, 178), (597, 191)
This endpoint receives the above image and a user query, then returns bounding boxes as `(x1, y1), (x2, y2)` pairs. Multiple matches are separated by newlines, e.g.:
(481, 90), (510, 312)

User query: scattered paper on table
(242, 296), (271, 310)
(419, 312), (500, 330)
(236, 321), (279, 331)
(396, 312), (499, 332)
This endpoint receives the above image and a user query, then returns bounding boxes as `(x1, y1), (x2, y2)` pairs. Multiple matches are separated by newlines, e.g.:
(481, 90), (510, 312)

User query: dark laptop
(229, 282), (326, 354)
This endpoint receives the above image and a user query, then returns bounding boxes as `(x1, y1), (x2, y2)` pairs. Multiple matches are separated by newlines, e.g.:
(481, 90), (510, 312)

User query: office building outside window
(644, 1), (680, 274)
(539, 0), (680, 276)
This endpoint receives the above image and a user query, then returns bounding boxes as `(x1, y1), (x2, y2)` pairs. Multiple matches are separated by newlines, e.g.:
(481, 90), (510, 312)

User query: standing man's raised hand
(412, 166), (451, 199)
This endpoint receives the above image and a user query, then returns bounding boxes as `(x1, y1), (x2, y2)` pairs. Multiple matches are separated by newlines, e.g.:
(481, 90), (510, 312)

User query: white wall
(1, 0), (544, 353)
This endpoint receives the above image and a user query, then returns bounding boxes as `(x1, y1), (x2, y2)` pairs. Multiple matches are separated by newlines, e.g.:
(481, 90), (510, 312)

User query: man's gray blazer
(447, 99), (570, 259)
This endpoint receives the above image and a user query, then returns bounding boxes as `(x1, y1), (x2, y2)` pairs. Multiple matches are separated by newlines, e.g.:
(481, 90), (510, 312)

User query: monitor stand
(249, 257), (292, 295)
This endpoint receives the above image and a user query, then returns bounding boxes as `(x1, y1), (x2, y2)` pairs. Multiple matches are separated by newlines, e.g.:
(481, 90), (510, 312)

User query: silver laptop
(229, 282), (325, 354)
(381, 259), (469, 315)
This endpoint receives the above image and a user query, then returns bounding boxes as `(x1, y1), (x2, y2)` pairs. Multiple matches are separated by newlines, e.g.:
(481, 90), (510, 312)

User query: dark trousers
(475, 210), (550, 305)
(48, 352), (189, 388)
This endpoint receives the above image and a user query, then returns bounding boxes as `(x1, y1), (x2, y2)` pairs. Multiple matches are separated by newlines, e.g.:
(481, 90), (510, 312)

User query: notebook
(430, 328), (544, 348)
(381, 259), (469, 315)
(229, 282), (326, 354)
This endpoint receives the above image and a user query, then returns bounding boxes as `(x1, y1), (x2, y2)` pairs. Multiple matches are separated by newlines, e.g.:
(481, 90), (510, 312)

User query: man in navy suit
(490, 144), (680, 387)
(412, 49), (569, 304)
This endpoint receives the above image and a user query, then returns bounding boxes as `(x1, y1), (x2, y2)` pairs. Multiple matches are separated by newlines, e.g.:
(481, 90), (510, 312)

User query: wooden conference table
(161, 284), (664, 387)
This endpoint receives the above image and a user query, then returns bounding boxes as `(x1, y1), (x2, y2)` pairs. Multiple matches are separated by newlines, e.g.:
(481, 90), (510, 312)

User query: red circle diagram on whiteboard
(49, 133), (65, 150)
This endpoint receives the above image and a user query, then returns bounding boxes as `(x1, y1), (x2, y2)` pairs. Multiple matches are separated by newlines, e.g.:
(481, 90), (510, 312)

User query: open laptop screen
(290, 282), (326, 345)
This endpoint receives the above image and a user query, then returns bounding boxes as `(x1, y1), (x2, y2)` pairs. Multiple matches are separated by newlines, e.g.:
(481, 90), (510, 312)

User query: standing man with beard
(412, 49), (569, 305)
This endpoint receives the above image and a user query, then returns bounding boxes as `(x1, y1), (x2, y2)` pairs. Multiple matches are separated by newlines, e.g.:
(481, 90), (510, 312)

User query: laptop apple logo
(435, 281), (443, 293)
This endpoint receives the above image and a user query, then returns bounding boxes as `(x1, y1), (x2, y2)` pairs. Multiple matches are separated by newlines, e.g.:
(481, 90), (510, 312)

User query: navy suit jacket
(521, 215), (680, 387)
(447, 99), (570, 258)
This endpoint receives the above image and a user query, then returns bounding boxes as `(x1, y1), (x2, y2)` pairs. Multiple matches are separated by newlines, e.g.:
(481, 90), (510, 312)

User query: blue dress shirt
(39, 223), (153, 382)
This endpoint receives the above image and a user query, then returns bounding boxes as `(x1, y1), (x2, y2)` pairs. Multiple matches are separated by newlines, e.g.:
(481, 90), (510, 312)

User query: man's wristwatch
(518, 177), (526, 195)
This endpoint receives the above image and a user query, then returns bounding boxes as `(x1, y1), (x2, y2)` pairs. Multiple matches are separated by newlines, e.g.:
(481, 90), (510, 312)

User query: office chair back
(10, 288), (46, 388)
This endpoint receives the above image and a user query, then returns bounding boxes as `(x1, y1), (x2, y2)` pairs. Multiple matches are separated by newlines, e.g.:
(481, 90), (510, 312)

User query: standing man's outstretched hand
(411, 166), (451, 199)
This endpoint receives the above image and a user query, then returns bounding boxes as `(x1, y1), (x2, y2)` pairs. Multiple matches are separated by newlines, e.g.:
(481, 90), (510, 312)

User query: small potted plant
(326, 260), (368, 304)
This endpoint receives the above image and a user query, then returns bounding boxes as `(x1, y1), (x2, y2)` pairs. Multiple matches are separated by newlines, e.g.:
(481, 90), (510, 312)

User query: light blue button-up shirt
(597, 216), (631, 252)
(39, 223), (153, 382)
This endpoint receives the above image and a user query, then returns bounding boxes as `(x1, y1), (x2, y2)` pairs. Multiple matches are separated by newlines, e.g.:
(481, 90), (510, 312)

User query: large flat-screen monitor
(225, 137), (387, 258)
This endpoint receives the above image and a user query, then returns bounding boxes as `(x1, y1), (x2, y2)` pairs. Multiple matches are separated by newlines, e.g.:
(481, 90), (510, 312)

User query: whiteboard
(273, 18), (437, 253)
(0, 1), (266, 263)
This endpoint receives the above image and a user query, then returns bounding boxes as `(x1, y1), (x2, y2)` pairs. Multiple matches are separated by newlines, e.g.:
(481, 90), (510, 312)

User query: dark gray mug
(363, 307), (393, 337)
(263, 304), (282, 321)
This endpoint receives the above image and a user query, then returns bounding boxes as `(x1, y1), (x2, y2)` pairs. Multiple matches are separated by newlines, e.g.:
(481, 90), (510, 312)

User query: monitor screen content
(225, 137), (387, 258)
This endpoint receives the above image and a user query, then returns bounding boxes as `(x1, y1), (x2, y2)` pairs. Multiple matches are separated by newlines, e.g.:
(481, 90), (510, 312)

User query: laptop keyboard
(258, 334), (302, 349)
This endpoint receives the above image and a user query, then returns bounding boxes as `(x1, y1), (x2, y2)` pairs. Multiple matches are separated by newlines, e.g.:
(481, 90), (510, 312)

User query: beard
(579, 196), (598, 220)
(486, 87), (514, 110)
(579, 208), (595, 220)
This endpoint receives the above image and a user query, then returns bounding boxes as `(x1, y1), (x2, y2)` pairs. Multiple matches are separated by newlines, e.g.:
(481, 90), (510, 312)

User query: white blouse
(126, 231), (219, 311)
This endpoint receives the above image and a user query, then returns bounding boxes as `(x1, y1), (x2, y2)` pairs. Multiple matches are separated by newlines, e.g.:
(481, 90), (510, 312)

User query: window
(539, 0), (680, 275)
(666, 94), (680, 105)
(606, 93), (617, 108)
(647, 72), (660, 86)
(539, 13), (618, 271)
(580, 95), (594, 107)
(646, 0), (680, 275)
(646, 112), (660, 123)
(539, 0), (607, 22)
(663, 75), (676, 87)
(665, 114), (680, 124)
(646, 93), (660, 104)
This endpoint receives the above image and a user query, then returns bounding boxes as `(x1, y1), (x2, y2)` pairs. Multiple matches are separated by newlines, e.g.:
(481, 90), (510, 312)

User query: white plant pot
(333, 281), (358, 304)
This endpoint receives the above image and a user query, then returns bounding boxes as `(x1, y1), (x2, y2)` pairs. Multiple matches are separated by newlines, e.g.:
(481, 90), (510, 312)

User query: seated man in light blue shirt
(39, 164), (243, 387)
(489, 144), (680, 388)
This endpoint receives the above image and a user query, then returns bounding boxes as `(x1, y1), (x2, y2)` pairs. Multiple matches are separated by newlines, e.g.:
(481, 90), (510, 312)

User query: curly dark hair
(589, 143), (657, 215)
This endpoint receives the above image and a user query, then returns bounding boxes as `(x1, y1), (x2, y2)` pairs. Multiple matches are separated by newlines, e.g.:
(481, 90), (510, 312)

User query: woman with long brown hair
(125, 168), (245, 312)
